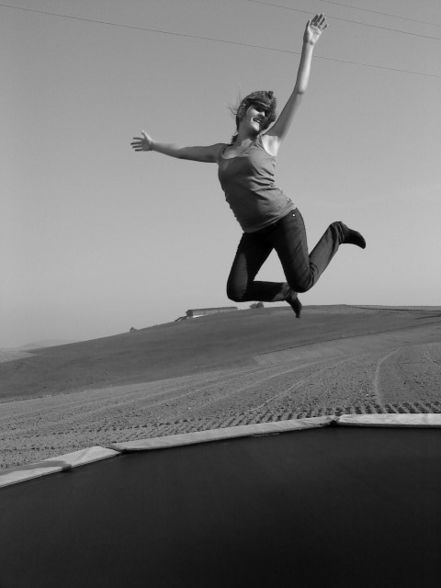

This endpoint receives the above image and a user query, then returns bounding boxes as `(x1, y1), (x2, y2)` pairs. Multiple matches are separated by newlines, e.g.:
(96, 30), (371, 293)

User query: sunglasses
(248, 101), (271, 115)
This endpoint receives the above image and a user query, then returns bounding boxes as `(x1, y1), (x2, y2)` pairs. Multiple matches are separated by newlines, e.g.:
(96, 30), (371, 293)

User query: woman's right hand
(131, 131), (154, 152)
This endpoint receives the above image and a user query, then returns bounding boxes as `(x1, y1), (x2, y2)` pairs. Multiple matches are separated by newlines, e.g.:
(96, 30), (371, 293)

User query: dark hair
(230, 90), (277, 143)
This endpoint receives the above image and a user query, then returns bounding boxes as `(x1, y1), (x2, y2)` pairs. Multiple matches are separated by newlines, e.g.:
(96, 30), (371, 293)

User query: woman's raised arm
(131, 131), (224, 163)
(264, 14), (327, 155)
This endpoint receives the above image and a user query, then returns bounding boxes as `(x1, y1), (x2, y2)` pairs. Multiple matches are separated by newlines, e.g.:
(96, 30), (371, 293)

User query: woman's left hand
(304, 13), (327, 46)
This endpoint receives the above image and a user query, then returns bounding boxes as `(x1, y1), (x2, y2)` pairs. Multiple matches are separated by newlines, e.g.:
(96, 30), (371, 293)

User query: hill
(1, 305), (440, 402)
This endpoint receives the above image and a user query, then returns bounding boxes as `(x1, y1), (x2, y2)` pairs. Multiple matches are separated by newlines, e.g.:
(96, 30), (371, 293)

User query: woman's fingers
(131, 132), (153, 151)
(312, 13), (327, 30)
(309, 13), (326, 27)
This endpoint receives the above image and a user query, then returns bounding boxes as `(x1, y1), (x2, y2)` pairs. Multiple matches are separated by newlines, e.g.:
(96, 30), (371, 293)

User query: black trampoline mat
(1, 426), (441, 587)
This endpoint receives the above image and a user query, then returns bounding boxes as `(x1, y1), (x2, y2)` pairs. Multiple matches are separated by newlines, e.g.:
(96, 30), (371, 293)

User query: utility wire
(0, 2), (305, 51)
(318, 0), (441, 29)
(5, 0), (441, 43)
(2, 2), (441, 80)
(246, 0), (441, 42)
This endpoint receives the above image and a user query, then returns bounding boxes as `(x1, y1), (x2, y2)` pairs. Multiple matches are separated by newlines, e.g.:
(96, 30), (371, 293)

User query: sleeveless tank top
(217, 135), (295, 233)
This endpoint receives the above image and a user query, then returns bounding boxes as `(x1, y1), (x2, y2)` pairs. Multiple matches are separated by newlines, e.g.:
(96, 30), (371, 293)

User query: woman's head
(235, 90), (277, 133)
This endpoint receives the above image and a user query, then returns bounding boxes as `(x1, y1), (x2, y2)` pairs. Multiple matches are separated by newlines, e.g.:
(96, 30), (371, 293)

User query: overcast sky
(2, 0), (440, 348)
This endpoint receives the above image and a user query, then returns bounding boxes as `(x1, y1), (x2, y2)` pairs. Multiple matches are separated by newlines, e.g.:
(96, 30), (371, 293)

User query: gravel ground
(2, 318), (440, 471)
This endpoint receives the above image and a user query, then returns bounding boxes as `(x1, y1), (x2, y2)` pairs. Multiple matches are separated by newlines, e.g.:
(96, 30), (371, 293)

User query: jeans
(226, 209), (344, 302)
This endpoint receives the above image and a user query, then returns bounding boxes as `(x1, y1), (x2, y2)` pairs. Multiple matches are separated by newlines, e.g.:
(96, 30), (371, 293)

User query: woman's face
(240, 104), (268, 134)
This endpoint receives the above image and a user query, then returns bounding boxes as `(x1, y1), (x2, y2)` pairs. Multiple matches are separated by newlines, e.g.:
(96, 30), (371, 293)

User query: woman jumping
(131, 14), (365, 318)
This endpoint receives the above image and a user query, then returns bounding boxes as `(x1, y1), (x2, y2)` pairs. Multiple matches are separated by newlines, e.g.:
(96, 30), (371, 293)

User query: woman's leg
(226, 232), (290, 302)
(272, 209), (365, 293)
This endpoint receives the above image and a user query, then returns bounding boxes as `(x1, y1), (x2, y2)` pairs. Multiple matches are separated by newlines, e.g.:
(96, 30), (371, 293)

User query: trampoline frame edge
(0, 445), (120, 488)
(2, 413), (441, 489)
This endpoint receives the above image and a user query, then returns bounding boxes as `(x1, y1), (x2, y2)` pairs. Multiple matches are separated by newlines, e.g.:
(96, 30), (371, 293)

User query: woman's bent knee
(226, 283), (246, 302)
(291, 282), (311, 294)
(286, 274), (314, 294)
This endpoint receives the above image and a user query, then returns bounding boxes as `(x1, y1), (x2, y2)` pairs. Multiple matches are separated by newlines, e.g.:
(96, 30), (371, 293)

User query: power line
(2, 2), (441, 80)
(0, 2), (304, 52)
(314, 53), (441, 79)
(318, 0), (441, 29)
(246, 0), (441, 42)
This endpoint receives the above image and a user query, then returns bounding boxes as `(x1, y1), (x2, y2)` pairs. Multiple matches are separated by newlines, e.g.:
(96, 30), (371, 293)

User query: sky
(2, 0), (440, 348)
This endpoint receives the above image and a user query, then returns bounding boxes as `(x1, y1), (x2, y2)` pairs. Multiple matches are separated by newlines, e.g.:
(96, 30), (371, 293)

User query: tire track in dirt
(246, 356), (361, 414)
(372, 348), (400, 405)
(232, 352), (387, 419)
(374, 342), (441, 406)
(174, 357), (343, 416)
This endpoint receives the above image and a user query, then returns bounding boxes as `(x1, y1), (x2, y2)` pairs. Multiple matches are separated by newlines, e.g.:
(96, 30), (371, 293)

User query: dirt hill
(1, 305), (440, 402)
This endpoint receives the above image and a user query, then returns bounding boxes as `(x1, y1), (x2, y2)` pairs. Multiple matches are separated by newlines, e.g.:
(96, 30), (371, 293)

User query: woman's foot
(286, 290), (302, 318)
(339, 223), (366, 249)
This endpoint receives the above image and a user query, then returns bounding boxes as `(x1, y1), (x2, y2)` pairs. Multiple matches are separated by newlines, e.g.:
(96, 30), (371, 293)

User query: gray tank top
(217, 135), (295, 233)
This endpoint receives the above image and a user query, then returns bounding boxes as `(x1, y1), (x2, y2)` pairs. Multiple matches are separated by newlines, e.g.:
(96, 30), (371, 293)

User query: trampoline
(1, 415), (441, 588)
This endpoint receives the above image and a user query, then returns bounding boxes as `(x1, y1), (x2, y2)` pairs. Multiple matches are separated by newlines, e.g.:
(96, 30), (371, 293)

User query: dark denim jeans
(227, 209), (344, 302)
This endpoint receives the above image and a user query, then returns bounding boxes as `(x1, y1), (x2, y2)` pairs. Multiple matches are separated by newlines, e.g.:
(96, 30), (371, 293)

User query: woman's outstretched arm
(131, 131), (224, 163)
(263, 14), (327, 155)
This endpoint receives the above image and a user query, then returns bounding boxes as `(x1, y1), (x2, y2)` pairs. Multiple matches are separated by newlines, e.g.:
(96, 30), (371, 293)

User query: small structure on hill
(249, 302), (264, 309)
(185, 307), (238, 319)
